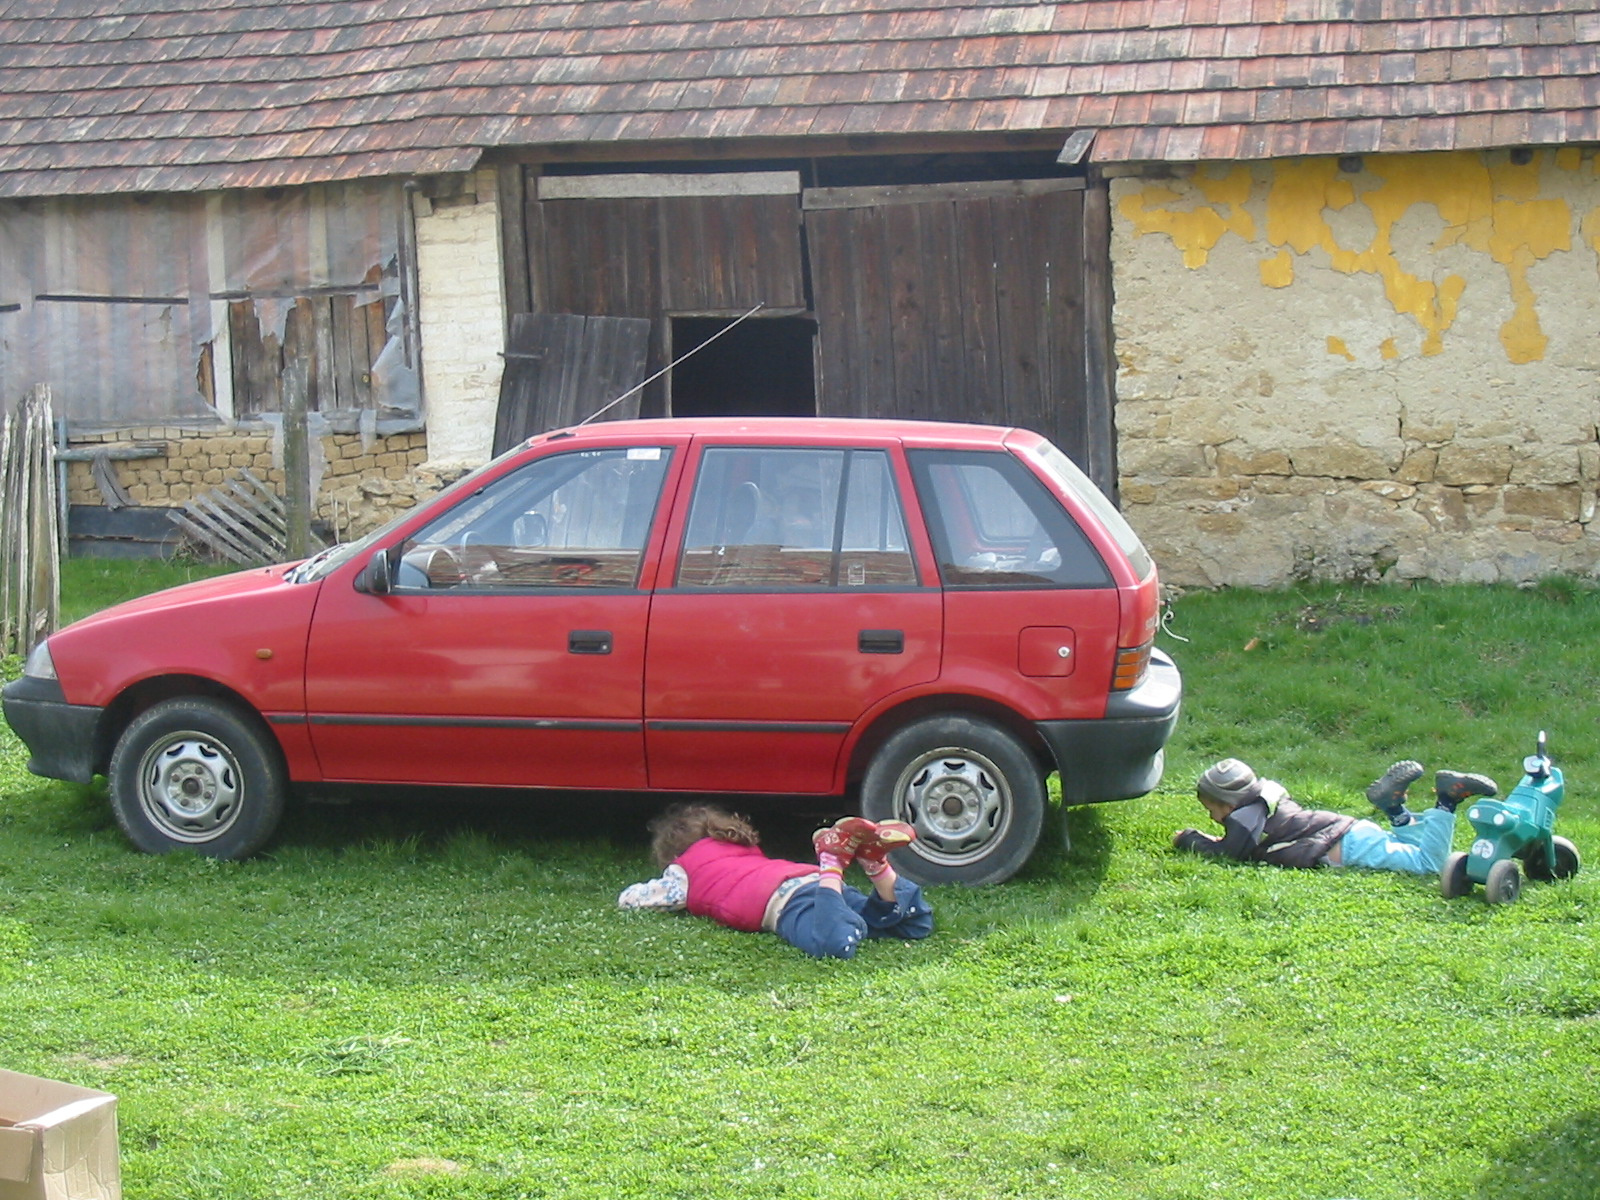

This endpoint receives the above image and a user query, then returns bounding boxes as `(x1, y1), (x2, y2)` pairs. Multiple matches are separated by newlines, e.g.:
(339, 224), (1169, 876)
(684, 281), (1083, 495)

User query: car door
(645, 440), (942, 793)
(905, 447), (1123, 720)
(303, 439), (685, 789)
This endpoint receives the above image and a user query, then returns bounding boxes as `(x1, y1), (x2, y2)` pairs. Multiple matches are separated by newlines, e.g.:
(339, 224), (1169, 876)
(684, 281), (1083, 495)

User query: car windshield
(286, 446), (525, 583)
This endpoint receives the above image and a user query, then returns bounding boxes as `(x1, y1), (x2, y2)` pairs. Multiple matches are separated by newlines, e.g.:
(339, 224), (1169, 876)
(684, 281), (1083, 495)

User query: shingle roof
(1, 0), (1597, 197)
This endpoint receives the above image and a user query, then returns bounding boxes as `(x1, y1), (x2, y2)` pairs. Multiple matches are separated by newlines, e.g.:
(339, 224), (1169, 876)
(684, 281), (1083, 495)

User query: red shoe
(813, 815), (877, 864)
(855, 820), (916, 863)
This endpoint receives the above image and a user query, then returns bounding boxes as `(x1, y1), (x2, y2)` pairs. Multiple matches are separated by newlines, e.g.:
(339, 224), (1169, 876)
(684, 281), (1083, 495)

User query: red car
(3, 417), (1180, 885)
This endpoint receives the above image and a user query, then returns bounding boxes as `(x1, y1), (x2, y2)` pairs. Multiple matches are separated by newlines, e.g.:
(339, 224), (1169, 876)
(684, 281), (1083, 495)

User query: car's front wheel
(860, 714), (1045, 887)
(108, 697), (287, 858)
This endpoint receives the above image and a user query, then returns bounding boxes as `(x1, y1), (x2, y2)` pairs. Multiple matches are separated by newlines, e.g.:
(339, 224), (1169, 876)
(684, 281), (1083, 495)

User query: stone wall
(1110, 148), (1600, 588)
(65, 427), (454, 546)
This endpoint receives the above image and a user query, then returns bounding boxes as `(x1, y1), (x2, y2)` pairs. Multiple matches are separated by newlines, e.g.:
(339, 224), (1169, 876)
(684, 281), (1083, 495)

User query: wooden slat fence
(0, 385), (61, 658)
(168, 468), (322, 567)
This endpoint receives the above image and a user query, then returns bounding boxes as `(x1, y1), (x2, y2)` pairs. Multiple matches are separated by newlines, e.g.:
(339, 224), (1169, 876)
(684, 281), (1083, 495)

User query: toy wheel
(1440, 851), (1472, 899)
(1524, 836), (1581, 882)
(1484, 858), (1522, 905)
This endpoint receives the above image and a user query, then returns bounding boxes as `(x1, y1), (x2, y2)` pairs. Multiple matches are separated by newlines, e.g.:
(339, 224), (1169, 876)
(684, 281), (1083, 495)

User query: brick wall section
(414, 167), (505, 467)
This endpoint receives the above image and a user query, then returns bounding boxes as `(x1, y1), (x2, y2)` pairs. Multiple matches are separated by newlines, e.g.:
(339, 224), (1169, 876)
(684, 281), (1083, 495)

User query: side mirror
(356, 550), (393, 595)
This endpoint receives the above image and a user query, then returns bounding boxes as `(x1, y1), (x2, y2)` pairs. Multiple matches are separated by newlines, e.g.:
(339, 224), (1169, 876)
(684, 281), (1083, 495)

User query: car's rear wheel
(108, 697), (287, 858)
(860, 715), (1044, 887)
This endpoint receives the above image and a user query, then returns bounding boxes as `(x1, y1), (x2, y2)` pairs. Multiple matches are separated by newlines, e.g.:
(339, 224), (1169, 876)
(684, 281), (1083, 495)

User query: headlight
(23, 639), (56, 680)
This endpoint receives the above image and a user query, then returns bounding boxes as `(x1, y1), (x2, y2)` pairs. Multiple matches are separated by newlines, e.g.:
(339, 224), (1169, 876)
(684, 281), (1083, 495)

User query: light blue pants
(1337, 807), (1457, 875)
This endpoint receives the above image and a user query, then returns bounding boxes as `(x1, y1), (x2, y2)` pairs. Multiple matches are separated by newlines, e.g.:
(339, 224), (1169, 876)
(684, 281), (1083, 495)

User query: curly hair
(647, 802), (761, 867)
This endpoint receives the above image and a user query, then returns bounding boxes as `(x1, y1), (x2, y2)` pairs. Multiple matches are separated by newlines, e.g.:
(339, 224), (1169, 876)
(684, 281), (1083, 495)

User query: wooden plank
(990, 191), (1040, 436)
(492, 313), (651, 451)
(170, 505), (259, 564)
(538, 172), (801, 200)
(1, 387), (60, 655)
(803, 178), (1087, 211)
(224, 478), (288, 536)
(311, 297), (337, 414)
(194, 493), (281, 561)
(522, 168), (547, 316)
(920, 199), (966, 424)
(807, 203), (898, 419)
(953, 195), (1003, 427)
(330, 292), (357, 413)
(1080, 177), (1118, 498)
(883, 200), (934, 421)
(1038, 186), (1089, 470)
(498, 164), (533, 323)
(281, 354), (311, 559)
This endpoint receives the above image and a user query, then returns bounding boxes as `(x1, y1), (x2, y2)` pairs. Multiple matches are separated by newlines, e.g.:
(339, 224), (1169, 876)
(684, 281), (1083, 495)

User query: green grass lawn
(2, 565), (1597, 1199)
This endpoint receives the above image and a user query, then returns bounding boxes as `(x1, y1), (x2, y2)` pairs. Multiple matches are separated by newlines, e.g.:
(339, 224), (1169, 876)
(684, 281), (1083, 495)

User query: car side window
(396, 447), (672, 590)
(907, 449), (1112, 587)
(677, 447), (917, 588)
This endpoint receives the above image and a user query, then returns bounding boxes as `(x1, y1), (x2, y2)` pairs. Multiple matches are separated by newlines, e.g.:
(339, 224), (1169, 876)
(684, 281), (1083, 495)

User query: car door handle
(568, 630), (613, 655)
(858, 629), (904, 655)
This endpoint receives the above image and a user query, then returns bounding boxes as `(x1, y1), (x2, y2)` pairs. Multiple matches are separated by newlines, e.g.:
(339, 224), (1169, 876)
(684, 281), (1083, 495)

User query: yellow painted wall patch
(1123, 150), (1588, 364)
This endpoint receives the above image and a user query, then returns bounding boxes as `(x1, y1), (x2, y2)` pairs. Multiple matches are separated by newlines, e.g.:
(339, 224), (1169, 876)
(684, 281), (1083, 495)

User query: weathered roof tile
(2, 0), (1596, 196)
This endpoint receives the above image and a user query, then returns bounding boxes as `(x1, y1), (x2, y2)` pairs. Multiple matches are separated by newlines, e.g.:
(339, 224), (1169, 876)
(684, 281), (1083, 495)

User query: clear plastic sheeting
(0, 180), (419, 432)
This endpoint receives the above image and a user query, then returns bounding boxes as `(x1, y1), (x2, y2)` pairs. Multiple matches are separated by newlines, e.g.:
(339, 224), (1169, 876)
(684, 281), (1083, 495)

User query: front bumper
(1037, 647), (1182, 804)
(1, 675), (103, 783)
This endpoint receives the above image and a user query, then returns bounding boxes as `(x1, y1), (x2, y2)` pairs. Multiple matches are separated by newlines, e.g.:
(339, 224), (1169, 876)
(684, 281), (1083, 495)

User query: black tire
(107, 697), (287, 858)
(1484, 857), (1522, 905)
(859, 714), (1045, 887)
(1440, 851), (1472, 899)
(1524, 836), (1582, 882)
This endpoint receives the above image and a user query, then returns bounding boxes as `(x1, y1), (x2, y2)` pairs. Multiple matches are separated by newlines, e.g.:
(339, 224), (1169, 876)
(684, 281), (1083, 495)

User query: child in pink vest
(618, 803), (934, 958)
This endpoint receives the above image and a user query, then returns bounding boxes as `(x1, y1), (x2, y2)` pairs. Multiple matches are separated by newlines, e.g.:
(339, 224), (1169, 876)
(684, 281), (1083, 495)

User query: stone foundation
(65, 426), (455, 547)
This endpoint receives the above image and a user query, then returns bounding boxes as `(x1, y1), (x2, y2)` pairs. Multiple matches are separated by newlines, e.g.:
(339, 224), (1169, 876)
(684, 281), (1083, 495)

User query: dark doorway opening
(668, 316), (816, 418)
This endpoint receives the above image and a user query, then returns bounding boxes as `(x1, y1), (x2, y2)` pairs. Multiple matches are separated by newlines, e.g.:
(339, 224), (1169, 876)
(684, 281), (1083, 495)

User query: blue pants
(774, 879), (934, 959)
(1338, 807), (1456, 875)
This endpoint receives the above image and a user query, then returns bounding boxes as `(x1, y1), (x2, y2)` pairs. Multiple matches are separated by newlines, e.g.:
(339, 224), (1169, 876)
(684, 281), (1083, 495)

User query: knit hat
(1196, 758), (1264, 808)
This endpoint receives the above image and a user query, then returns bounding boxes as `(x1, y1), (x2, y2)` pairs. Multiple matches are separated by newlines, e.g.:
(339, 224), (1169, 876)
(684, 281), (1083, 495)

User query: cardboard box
(0, 1070), (120, 1200)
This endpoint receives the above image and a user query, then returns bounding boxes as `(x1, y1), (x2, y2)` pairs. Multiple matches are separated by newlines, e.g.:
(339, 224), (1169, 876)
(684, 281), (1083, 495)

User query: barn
(2, 1), (1597, 584)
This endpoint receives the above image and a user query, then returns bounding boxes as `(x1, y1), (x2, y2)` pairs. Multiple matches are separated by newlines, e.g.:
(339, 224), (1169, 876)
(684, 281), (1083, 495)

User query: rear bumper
(1037, 647), (1182, 804)
(1, 675), (102, 784)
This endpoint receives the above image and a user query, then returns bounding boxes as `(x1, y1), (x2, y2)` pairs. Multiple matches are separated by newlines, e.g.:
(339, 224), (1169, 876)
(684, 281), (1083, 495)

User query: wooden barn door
(804, 179), (1112, 493)
(492, 313), (651, 452)
(511, 172), (808, 420)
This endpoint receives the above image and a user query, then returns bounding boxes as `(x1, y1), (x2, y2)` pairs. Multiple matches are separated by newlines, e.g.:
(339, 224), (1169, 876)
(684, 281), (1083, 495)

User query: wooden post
(281, 357), (312, 560)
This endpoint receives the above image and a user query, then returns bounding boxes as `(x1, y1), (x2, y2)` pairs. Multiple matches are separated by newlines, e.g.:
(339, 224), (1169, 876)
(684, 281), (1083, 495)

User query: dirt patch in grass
(1288, 597), (1405, 632)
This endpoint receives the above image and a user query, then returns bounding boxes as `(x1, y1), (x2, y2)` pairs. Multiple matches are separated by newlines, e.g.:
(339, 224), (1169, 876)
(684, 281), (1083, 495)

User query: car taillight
(1112, 641), (1151, 691)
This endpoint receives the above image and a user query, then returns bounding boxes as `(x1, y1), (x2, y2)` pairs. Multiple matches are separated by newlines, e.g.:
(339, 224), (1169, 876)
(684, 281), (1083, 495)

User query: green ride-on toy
(1441, 731), (1581, 904)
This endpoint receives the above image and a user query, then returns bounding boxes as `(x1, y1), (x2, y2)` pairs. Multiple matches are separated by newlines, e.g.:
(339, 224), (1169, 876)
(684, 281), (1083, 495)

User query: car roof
(534, 415), (1028, 450)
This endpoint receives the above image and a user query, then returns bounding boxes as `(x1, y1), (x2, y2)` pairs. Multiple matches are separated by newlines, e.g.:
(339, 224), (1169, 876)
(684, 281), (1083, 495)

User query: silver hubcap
(136, 732), (244, 843)
(893, 745), (1012, 867)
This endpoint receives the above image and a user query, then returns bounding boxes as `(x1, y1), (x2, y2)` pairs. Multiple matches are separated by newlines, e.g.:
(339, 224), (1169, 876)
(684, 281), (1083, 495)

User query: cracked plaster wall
(1111, 148), (1600, 588)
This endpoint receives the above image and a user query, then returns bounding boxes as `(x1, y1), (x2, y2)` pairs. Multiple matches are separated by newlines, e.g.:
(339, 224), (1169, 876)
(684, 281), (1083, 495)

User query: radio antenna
(577, 302), (765, 427)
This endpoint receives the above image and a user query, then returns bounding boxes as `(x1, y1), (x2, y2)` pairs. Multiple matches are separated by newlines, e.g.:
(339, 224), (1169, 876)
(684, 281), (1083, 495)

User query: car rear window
(1023, 441), (1154, 580)
(907, 449), (1112, 588)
